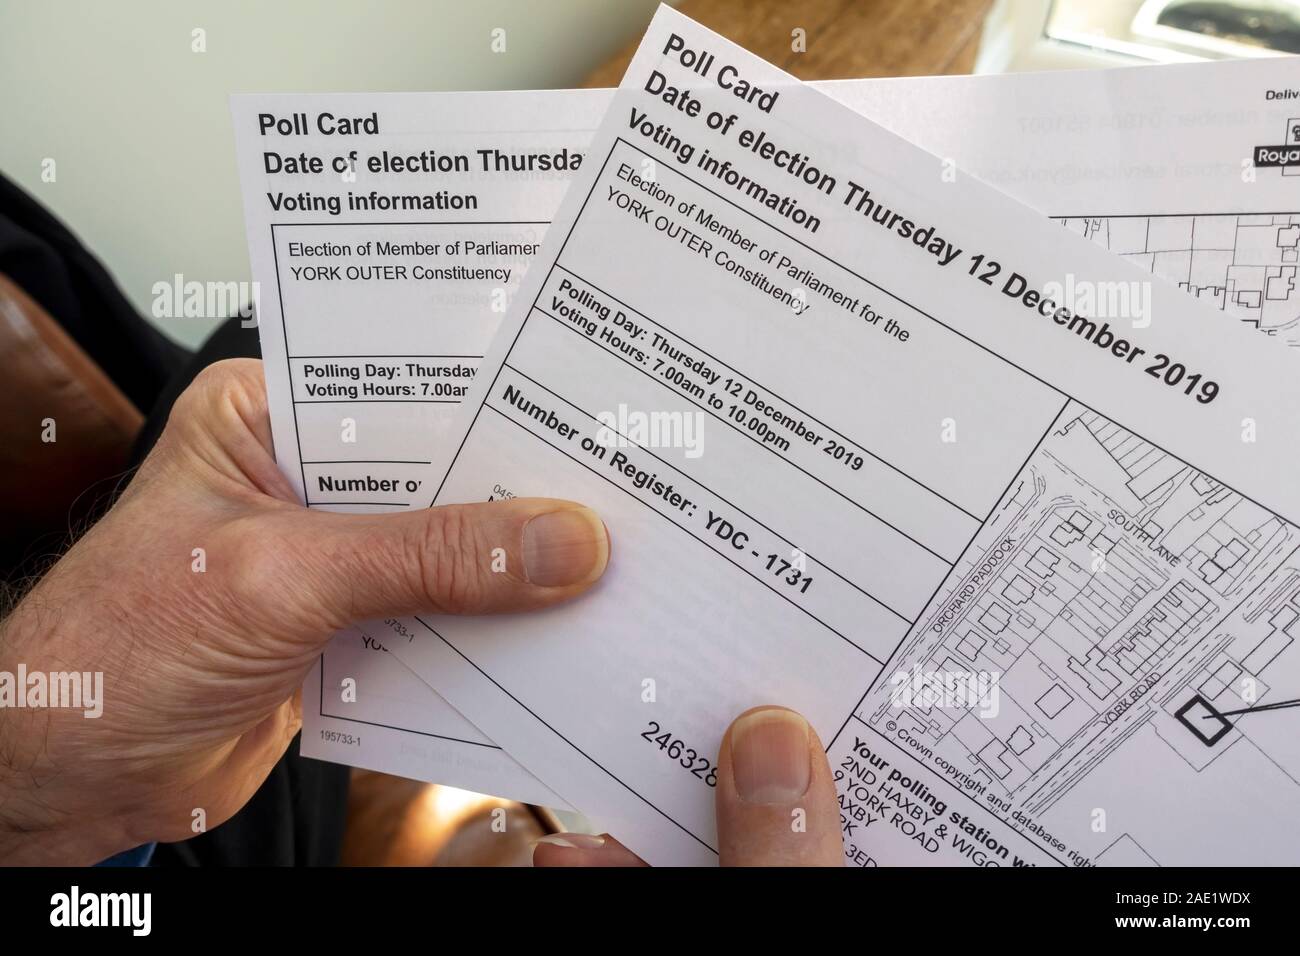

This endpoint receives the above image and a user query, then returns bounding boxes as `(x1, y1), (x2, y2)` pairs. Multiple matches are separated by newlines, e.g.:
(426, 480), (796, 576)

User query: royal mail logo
(1254, 118), (1300, 173)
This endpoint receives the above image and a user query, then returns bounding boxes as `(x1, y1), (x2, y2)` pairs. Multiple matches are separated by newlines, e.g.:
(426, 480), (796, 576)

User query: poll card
(384, 6), (1300, 865)
(229, 90), (609, 805)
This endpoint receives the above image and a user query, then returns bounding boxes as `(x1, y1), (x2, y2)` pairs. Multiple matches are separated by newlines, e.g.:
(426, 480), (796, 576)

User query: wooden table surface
(584, 0), (995, 87)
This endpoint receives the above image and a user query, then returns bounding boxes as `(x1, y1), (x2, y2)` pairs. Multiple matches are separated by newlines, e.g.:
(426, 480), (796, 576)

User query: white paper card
(386, 7), (1300, 865)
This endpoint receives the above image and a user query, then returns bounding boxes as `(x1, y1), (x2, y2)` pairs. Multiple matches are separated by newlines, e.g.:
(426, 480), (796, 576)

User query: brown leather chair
(0, 272), (144, 578)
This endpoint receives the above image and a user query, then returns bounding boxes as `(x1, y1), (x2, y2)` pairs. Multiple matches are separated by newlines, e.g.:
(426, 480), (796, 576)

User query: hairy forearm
(0, 589), (133, 866)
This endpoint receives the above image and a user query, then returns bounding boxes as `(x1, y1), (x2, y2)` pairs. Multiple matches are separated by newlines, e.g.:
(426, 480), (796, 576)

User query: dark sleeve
(0, 172), (188, 414)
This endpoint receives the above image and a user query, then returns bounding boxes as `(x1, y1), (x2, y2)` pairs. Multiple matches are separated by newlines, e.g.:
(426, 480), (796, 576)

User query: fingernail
(522, 508), (609, 587)
(730, 708), (811, 804)
(534, 832), (606, 850)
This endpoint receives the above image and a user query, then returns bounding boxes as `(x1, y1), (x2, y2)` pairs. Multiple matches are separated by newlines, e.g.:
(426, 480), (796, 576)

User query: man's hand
(533, 706), (843, 866)
(0, 359), (609, 865)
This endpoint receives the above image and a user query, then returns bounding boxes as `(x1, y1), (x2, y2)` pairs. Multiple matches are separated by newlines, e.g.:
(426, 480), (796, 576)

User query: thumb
(716, 706), (843, 866)
(249, 496), (610, 632)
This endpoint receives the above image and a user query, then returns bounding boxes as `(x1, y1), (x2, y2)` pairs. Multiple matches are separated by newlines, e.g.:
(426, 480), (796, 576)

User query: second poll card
(389, 7), (1300, 865)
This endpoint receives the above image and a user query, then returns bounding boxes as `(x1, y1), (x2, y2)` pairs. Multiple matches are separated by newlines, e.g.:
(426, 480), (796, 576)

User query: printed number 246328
(641, 721), (717, 787)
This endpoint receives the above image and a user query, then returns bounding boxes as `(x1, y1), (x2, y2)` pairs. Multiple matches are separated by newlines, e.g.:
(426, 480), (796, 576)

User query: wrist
(0, 599), (136, 866)
(0, 795), (136, 866)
